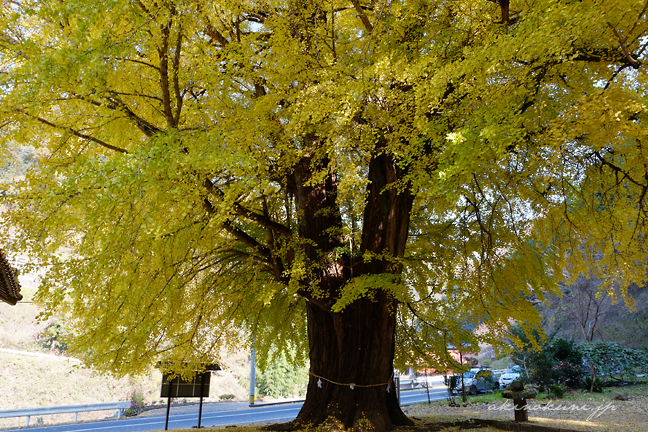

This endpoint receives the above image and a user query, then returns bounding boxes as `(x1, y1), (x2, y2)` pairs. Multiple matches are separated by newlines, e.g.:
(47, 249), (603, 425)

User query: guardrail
(0, 401), (131, 427)
(399, 378), (415, 390)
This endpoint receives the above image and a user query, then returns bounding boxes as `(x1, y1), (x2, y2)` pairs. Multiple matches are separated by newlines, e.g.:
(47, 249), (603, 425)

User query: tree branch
(350, 0), (373, 32)
(202, 196), (274, 265)
(573, 47), (640, 68)
(205, 24), (229, 46)
(158, 19), (175, 127)
(606, 22), (641, 69)
(63, 93), (161, 138)
(592, 151), (645, 188)
(222, 220), (273, 258)
(106, 95), (162, 137)
(297, 288), (332, 312)
(262, 195), (286, 281)
(203, 178), (293, 236)
(485, 0), (509, 23)
(27, 113), (128, 154)
(112, 57), (160, 70)
(172, 24), (184, 126)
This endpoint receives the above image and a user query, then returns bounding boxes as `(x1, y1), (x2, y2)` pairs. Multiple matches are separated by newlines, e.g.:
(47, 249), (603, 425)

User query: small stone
(612, 390), (630, 401)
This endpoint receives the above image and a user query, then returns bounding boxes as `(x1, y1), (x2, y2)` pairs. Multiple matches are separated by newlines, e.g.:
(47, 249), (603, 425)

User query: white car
(499, 366), (521, 388)
(451, 368), (498, 395)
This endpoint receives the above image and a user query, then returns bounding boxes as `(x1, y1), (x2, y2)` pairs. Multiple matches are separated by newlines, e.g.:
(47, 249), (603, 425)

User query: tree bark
(275, 148), (415, 430)
(292, 294), (411, 430)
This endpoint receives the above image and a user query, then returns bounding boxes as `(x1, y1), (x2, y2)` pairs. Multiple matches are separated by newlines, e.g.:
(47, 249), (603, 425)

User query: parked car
(450, 368), (499, 395)
(499, 365), (522, 388)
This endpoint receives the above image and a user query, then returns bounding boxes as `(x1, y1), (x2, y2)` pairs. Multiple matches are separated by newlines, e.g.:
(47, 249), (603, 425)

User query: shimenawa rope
(309, 371), (395, 391)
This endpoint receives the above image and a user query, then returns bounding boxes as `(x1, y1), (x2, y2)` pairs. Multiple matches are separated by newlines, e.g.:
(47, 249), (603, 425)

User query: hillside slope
(0, 281), (251, 429)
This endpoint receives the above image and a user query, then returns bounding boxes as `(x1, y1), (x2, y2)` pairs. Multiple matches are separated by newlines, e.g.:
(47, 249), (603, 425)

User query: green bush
(38, 319), (72, 352)
(580, 342), (648, 383)
(510, 327), (585, 389)
(548, 384), (564, 399)
(476, 369), (499, 391)
(584, 377), (603, 393)
(551, 358), (585, 389)
(125, 390), (145, 416)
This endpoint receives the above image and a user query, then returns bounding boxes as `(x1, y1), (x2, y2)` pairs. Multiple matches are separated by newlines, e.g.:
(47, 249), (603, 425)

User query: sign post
(164, 376), (174, 431)
(159, 364), (220, 430)
(197, 372), (205, 428)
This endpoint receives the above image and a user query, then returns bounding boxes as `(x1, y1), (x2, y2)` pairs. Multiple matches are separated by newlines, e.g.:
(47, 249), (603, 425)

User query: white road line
(200, 407), (300, 420)
(39, 407), (302, 432)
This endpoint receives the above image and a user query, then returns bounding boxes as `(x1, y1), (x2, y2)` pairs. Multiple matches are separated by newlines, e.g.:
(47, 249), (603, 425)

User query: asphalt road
(3, 388), (449, 432)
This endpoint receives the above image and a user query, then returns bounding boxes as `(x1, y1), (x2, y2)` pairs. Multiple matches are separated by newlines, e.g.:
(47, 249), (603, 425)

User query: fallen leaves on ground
(402, 395), (648, 431)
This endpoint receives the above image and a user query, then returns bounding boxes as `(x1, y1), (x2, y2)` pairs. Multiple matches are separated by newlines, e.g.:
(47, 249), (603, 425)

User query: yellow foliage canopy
(0, 0), (646, 379)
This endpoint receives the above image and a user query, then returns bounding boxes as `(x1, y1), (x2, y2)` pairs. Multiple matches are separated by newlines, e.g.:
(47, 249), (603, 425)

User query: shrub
(125, 390), (145, 416)
(510, 331), (586, 389)
(584, 377), (603, 393)
(131, 390), (145, 408)
(38, 319), (72, 352)
(581, 342), (648, 384)
(548, 384), (565, 399)
(551, 359), (585, 389)
(476, 369), (498, 391)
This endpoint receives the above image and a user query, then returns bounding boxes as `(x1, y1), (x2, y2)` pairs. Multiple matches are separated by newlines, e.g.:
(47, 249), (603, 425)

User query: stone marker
(501, 380), (538, 422)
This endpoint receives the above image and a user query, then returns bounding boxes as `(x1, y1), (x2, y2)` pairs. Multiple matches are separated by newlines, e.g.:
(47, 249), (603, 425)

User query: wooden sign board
(161, 373), (211, 398)
(159, 364), (220, 429)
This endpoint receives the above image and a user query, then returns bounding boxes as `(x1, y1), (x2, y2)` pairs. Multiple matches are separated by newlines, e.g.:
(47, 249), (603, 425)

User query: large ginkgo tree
(1, 0), (647, 429)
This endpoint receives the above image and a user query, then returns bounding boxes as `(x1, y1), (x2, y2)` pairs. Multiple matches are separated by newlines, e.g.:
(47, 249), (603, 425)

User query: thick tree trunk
(292, 293), (411, 430)
(278, 149), (414, 430)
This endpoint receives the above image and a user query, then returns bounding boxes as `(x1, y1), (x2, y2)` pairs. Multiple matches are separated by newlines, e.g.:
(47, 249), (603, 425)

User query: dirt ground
(401, 395), (648, 431)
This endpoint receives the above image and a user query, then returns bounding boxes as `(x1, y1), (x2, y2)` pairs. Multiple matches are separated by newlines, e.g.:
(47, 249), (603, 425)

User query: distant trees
(257, 353), (308, 399)
(572, 276), (611, 343)
(540, 272), (648, 349)
(37, 319), (72, 352)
